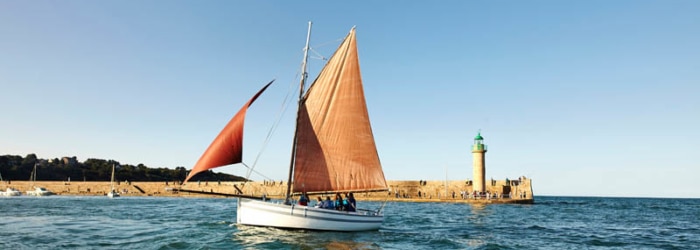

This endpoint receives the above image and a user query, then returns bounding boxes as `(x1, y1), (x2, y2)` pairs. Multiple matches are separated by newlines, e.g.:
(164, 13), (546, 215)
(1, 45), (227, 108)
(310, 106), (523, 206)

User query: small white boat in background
(26, 163), (54, 196)
(107, 189), (119, 198)
(1, 187), (22, 196)
(26, 187), (54, 196)
(107, 164), (120, 198)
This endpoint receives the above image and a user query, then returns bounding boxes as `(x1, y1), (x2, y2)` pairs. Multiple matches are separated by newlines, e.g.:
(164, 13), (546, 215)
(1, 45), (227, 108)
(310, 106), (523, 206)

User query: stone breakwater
(2, 178), (534, 204)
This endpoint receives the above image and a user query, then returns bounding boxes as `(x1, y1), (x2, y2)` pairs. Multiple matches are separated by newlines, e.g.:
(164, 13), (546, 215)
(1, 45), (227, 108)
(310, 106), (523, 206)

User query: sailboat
(26, 163), (54, 196)
(182, 23), (389, 231)
(0, 171), (21, 196)
(107, 164), (120, 198)
(0, 187), (22, 196)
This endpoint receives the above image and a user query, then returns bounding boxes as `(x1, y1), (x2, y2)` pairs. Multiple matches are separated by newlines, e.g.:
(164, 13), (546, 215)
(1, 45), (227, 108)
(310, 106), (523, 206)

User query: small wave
(526, 225), (548, 230)
(587, 238), (629, 247)
(475, 243), (515, 250)
(538, 200), (589, 206)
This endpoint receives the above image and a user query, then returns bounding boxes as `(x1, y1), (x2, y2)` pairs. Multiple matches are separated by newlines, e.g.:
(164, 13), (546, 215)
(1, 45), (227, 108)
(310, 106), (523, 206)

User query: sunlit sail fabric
(184, 81), (273, 183)
(293, 29), (388, 194)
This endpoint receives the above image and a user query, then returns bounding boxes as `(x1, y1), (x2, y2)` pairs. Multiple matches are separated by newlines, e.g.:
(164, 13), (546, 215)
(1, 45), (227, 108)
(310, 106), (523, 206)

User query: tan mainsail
(292, 28), (388, 194)
(183, 81), (273, 183)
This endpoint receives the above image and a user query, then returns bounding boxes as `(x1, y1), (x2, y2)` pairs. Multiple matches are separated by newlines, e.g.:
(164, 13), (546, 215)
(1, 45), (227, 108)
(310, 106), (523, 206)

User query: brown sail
(292, 28), (388, 194)
(184, 81), (273, 183)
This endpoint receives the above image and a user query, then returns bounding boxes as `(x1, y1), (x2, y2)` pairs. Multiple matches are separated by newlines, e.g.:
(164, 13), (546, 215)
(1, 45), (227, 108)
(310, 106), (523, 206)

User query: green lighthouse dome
(474, 132), (484, 140)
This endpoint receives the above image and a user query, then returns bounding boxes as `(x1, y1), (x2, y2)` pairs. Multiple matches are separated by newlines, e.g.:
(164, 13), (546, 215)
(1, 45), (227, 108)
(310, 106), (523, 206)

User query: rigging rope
(308, 37), (343, 61)
(244, 70), (300, 181)
(240, 163), (273, 182)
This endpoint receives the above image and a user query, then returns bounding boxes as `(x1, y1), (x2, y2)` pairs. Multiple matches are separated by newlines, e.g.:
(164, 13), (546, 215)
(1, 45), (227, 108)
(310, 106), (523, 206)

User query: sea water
(0, 196), (697, 249)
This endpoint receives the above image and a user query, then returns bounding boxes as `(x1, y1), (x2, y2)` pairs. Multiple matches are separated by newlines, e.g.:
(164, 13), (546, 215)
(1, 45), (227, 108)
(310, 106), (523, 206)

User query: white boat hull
(1, 188), (22, 196)
(236, 198), (383, 231)
(107, 191), (120, 198)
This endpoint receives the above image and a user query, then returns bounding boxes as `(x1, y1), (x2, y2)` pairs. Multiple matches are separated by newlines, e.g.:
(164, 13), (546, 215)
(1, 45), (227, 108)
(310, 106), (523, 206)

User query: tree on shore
(0, 154), (246, 182)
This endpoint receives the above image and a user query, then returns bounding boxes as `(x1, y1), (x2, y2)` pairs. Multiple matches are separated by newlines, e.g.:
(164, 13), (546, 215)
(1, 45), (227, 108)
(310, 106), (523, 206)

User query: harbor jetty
(0, 178), (533, 204)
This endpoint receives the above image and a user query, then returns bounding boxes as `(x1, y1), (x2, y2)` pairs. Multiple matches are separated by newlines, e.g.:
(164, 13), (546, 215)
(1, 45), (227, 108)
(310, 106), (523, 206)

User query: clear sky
(1, 1), (698, 198)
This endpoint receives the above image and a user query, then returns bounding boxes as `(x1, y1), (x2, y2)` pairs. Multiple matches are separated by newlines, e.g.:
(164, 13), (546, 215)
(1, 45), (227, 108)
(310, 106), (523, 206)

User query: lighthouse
(472, 131), (487, 193)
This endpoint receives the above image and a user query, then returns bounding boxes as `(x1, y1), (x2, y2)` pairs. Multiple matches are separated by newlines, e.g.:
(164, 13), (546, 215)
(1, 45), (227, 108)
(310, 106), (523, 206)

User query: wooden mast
(284, 21), (312, 203)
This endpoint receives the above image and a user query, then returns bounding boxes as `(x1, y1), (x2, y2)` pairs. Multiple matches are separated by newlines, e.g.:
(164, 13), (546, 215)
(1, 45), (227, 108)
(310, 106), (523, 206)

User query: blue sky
(1, 1), (698, 198)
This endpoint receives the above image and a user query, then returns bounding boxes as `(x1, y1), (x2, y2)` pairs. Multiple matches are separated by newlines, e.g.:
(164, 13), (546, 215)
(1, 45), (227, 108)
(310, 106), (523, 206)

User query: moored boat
(1, 187), (22, 196)
(107, 164), (120, 198)
(26, 163), (54, 196)
(26, 187), (54, 196)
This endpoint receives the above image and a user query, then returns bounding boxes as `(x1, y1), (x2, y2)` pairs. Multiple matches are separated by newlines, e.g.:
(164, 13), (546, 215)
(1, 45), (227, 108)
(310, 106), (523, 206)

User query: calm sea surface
(1, 196), (698, 249)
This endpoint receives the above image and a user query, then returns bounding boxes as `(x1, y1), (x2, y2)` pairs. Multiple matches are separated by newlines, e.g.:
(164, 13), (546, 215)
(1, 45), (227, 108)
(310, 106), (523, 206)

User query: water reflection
(231, 225), (380, 249)
(467, 203), (491, 222)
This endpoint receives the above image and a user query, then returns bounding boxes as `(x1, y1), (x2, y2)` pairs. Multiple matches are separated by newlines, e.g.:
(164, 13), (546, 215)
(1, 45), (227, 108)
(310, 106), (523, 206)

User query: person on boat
(346, 192), (357, 212)
(323, 196), (334, 209)
(314, 196), (323, 208)
(298, 192), (309, 206)
(334, 193), (344, 211)
(341, 194), (349, 210)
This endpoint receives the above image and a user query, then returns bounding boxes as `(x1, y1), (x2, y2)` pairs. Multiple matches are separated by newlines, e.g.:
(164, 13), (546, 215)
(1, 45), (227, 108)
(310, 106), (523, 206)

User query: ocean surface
(1, 196), (698, 249)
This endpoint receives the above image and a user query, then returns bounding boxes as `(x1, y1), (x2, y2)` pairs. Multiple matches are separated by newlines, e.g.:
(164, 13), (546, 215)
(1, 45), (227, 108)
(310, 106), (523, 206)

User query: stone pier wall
(1, 178), (534, 203)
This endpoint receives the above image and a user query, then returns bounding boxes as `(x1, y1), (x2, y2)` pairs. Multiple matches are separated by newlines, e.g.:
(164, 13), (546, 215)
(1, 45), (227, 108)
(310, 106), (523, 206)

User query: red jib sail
(183, 81), (273, 183)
